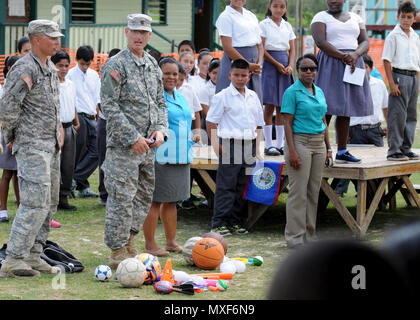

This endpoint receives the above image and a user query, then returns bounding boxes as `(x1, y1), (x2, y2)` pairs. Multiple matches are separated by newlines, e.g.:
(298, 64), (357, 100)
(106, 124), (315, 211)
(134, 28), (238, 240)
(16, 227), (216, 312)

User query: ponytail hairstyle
(206, 58), (220, 81)
(266, 0), (288, 21)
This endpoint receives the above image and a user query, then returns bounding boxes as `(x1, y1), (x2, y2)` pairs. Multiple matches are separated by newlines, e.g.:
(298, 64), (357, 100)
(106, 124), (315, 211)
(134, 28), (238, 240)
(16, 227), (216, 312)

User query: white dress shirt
(59, 79), (76, 123)
(198, 80), (216, 107)
(350, 76), (388, 126)
(177, 81), (202, 120)
(189, 75), (207, 94)
(382, 24), (420, 72)
(0, 85), (3, 98)
(259, 17), (296, 51)
(206, 83), (264, 139)
(66, 64), (101, 115)
(311, 11), (363, 50)
(216, 5), (262, 47)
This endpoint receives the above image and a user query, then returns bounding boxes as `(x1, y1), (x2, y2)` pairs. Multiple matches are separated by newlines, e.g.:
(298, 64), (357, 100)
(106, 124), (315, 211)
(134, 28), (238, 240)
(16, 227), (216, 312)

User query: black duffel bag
(1, 241), (84, 273)
(41, 240), (84, 273)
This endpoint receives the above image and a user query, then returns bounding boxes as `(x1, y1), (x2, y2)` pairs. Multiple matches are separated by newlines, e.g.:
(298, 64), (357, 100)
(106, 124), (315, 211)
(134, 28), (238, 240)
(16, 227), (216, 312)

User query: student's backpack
(0, 241), (84, 274)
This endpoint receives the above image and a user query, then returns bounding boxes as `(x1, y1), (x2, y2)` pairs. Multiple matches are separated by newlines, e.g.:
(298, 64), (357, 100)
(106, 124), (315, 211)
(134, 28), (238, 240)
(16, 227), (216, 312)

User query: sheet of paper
(343, 65), (366, 86)
(8, 0), (26, 17)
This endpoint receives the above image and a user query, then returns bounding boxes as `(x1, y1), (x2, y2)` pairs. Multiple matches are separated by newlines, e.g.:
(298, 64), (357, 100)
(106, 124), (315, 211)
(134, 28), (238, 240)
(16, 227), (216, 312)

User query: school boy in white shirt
(52, 50), (80, 211)
(66, 45), (100, 197)
(382, 1), (420, 161)
(206, 59), (264, 236)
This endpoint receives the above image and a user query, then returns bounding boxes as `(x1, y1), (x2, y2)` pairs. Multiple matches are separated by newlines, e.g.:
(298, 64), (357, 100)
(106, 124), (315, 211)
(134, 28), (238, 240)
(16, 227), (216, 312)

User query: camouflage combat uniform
(0, 51), (61, 259)
(101, 47), (168, 250)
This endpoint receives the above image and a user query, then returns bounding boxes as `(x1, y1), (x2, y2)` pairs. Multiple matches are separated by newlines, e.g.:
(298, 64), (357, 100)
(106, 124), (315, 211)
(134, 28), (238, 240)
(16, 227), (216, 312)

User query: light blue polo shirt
(281, 79), (328, 134)
(155, 89), (193, 164)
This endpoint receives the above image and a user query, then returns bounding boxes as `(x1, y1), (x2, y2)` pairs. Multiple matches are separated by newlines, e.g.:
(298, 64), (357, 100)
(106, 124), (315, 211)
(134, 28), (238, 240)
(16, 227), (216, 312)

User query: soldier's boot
(109, 247), (132, 269)
(24, 243), (61, 274)
(125, 231), (138, 257)
(0, 256), (41, 278)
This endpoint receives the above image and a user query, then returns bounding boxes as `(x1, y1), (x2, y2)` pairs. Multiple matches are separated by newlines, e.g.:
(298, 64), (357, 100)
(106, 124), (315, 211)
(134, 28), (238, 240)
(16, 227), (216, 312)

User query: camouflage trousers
(6, 146), (60, 259)
(103, 146), (155, 250)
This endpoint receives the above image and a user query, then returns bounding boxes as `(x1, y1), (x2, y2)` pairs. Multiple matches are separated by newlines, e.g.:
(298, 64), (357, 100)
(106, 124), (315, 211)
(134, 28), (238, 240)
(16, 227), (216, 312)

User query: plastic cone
(160, 259), (174, 284)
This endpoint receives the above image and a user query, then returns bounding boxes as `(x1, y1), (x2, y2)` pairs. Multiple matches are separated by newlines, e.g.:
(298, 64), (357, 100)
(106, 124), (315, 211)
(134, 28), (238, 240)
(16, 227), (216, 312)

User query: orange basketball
(192, 237), (225, 270)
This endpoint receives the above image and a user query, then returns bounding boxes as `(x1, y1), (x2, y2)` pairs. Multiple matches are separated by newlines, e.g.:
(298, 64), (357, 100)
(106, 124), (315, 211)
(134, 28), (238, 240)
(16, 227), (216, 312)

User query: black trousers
(211, 139), (256, 228)
(74, 113), (99, 190)
(97, 117), (108, 201)
(59, 123), (76, 200)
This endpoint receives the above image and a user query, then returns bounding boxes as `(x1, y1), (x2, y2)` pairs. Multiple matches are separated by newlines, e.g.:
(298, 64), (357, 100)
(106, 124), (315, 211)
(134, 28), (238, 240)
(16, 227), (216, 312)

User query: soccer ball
(94, 265), (112, 282)
(115, 258), (147, 288)
(135, 253), (162, 285)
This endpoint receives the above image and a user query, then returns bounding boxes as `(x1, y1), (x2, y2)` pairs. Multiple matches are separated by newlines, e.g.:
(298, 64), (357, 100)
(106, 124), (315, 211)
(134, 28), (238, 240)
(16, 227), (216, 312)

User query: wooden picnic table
(191, 144), (420, 237)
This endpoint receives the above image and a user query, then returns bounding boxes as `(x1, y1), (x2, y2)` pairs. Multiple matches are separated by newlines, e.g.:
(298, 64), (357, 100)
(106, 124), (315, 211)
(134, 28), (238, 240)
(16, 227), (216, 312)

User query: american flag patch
(110, 70), (120, 82)
(23, 75), (32, 89)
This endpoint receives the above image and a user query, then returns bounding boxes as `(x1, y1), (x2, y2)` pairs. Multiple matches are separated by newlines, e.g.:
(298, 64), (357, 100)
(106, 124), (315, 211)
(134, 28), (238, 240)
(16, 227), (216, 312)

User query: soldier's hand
(131, 137), (150, 154)
(149, 131), (165, 148)
(6, 141), (13, 151)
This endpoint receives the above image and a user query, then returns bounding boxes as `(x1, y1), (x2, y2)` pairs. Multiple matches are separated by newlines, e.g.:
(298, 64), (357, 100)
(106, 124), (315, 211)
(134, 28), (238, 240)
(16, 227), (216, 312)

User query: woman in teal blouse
(143, 57), (194, 256)
(281, 53), (332, 250)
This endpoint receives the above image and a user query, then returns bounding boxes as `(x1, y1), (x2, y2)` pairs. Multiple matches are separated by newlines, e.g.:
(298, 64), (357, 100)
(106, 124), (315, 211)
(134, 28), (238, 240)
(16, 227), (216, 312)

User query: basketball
(192, 237), (225, 270)
(202, 232), (228, 255)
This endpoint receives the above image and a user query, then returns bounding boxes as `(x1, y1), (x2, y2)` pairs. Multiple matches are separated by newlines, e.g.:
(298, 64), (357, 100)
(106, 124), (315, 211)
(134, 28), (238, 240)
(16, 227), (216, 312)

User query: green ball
(253, 256), (263, 266)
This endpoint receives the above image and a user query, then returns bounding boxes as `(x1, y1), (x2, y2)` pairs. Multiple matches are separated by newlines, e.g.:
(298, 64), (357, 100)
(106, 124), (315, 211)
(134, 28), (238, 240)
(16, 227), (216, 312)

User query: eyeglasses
(299, 66), (318, 72)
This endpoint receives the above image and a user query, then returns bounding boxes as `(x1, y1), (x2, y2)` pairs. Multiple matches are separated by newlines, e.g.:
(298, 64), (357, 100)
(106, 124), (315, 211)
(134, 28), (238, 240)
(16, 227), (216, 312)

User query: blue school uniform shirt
(155, 89), (193, 164)
(281, 79), (327, 134)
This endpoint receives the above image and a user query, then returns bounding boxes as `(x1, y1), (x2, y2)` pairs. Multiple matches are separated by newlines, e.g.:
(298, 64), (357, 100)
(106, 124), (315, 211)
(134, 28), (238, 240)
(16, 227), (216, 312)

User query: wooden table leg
(401, 175), (420, 207)
(388, 178), (397, 210)
(320, 178), (362, 236)
(361, 178), (389, 235)
(357, 180), (367, 227)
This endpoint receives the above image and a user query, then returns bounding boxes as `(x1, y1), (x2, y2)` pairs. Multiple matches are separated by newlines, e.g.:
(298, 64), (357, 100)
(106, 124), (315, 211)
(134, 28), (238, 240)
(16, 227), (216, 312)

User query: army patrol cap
(27, 19), (64, 37)
(127, 14), (152, 32)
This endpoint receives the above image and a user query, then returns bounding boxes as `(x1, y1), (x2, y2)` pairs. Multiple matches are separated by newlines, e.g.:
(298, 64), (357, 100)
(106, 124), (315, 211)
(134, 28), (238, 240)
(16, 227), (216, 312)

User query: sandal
(165, 245), (183, 253)
(144, 248), (169, 257)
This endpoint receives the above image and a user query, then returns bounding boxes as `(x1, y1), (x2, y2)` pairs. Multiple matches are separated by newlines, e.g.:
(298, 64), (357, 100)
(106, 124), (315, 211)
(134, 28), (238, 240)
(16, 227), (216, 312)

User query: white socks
(263, 125), (273, 148)
(275, 125), (285, 149)
(0, 210), (8, 218)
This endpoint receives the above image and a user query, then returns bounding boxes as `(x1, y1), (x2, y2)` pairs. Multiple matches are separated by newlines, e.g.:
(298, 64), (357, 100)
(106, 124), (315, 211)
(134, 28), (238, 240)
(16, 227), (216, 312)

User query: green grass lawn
(0, 111), (420, 300)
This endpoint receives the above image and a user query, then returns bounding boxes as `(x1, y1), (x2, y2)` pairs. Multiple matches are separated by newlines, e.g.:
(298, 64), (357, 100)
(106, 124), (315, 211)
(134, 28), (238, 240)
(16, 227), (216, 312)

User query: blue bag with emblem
(242, 161), (285, 206)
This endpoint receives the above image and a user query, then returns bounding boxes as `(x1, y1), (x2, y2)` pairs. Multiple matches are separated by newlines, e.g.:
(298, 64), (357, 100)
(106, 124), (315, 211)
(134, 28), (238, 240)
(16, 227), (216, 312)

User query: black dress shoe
(58, 202), (77, 211)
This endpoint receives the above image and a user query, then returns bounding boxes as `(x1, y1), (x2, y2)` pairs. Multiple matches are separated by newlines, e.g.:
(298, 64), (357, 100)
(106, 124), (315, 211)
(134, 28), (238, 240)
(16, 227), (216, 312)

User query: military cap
(27, 19), (64, 37)
(127, 14), (152, 32)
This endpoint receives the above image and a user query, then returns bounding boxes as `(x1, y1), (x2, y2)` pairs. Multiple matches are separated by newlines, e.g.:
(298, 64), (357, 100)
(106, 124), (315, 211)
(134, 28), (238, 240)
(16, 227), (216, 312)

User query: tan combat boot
(125, 231), (138, 257)
(24, 254), (61, 274)
(109, 247), (132, 269)
(24, 243), (61, 274)
(0, 256), (41, 278)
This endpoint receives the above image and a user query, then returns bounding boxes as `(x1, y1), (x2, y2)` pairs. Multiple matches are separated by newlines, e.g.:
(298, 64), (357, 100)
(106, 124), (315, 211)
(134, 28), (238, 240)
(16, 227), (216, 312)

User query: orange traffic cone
(160, 259), (174, 284)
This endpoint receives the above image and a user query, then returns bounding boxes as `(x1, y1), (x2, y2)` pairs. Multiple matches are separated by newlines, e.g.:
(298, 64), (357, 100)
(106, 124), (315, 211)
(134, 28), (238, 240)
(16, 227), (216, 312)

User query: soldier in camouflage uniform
(101, 13), (168, 269)
(0, 20), (63, 277)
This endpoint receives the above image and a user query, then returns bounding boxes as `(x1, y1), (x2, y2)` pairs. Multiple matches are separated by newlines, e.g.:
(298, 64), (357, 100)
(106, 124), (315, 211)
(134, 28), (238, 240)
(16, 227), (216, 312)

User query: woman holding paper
(282, 54), (332, 250)
(310, 0), (373, 164)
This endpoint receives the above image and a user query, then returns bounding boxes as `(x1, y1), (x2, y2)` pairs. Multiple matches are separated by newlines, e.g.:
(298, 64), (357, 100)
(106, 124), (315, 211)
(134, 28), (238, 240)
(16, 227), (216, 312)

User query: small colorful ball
(216, 279), (229, 291)
(154, 280), (173, 294)
(253, 256), (264, 266)
(94, 265), (112, 282)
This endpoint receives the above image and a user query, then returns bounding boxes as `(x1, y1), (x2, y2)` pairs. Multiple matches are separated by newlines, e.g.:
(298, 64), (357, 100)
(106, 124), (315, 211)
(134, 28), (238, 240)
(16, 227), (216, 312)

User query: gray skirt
(0, 131), (17, 170)
(262, 50), (294, 107)
(216, 45), (263, 102)
(152, 162), (190, 203)
(315, 50), (373, 117)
